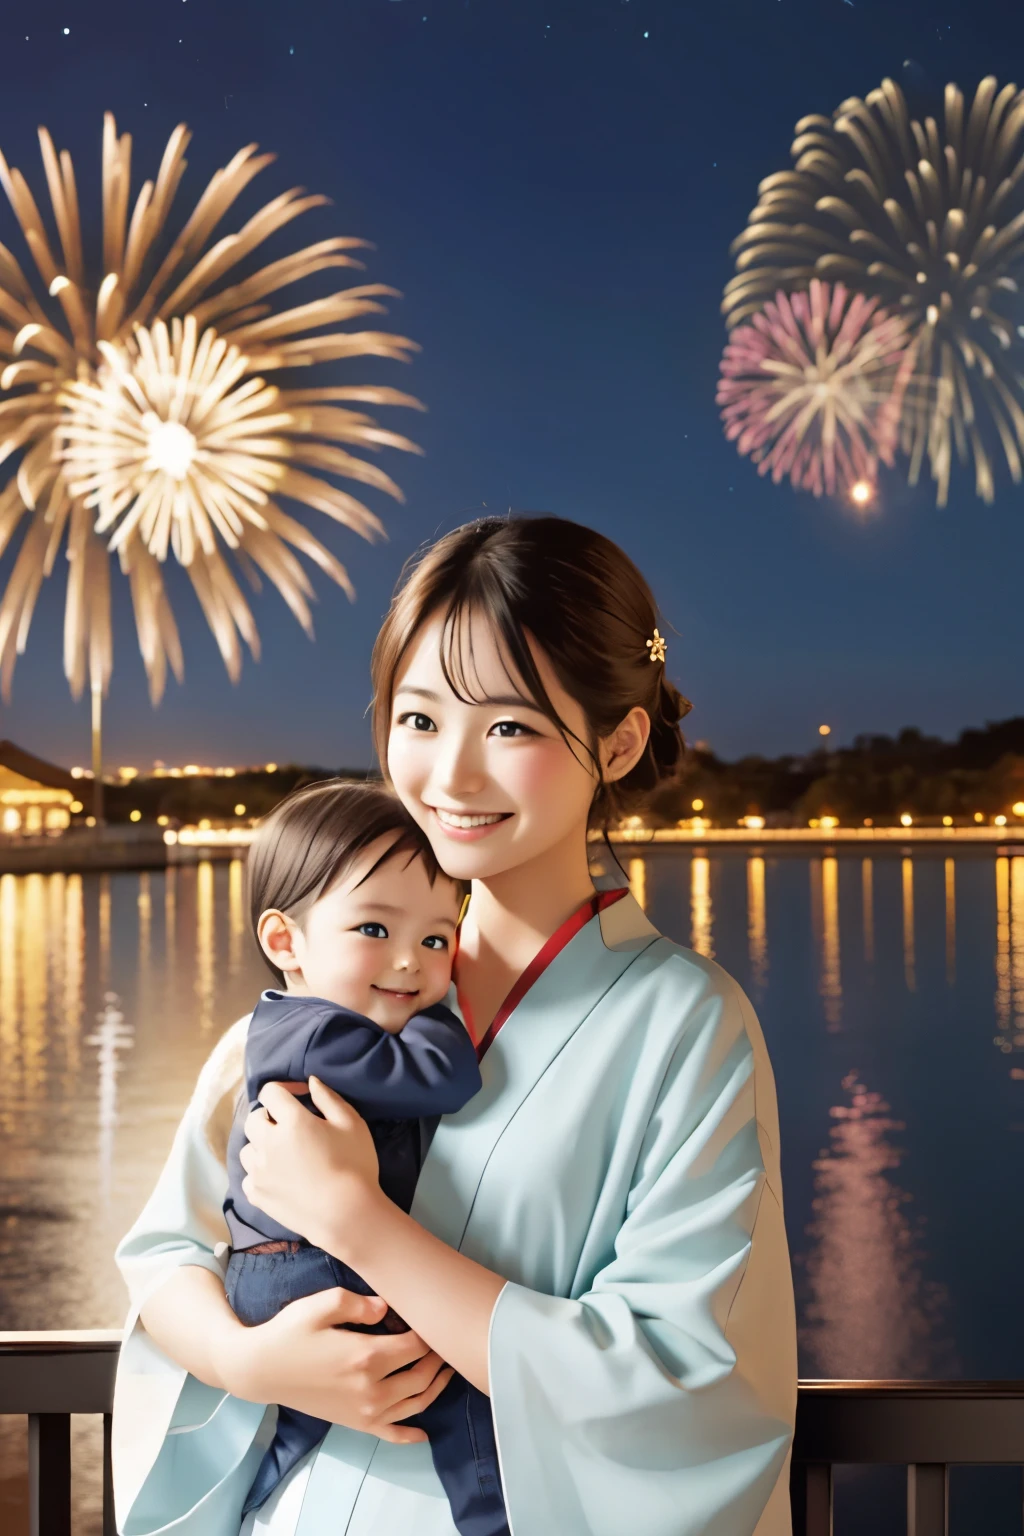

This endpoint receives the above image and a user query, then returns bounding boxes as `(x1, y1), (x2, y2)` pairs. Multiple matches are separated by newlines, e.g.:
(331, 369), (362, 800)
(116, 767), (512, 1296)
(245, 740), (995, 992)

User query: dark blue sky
(0, 0), (1020, 770)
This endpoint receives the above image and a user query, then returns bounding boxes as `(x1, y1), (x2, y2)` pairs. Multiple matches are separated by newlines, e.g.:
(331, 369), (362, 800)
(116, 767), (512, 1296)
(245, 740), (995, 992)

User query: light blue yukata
(112, 890), (798, 1536)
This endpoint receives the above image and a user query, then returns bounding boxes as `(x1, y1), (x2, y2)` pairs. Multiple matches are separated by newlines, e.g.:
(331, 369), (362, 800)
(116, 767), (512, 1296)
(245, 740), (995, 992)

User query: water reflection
(627, 857), (647, 911)
(746, 856), (768, 997)
(21, 875), (47, 1099)
(944, 858), (956, 988)
(62, 874), (84, 1088)
(995, 856), (1024, 1064)
(861, 857), (874, 966)
(799, 1072), (954, 1379)
(228, 858), (246, 976)
(195, 861), (216, 1032)
(902, 857), (916, 994)
(83, 994), (134, 1206)
(809, 858), (842, 1031)
(690, 854), (714, 958)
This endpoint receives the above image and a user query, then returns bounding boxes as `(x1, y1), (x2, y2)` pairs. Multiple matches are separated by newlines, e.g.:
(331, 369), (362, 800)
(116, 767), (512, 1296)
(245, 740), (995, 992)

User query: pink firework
(717, 280), (914, 497)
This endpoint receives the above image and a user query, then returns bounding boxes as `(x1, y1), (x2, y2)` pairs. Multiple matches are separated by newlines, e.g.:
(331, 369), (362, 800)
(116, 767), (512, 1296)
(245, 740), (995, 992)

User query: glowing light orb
(850, 479), (874, 506)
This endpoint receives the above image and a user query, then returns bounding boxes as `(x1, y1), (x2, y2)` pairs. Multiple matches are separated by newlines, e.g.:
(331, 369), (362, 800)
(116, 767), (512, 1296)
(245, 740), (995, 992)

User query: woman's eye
(422, 934), (449, 951)
(489, 720), (534, 738)
(356, 922), (389, 939)
(397, 711), (437, 733)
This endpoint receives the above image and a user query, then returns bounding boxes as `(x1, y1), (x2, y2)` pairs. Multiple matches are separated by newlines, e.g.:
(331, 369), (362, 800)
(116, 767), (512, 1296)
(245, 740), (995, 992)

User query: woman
(114, 515), (797, 1536)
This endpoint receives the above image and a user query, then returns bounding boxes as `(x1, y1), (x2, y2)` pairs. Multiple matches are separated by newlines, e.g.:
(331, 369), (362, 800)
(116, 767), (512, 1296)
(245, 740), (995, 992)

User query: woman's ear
(599, 706), (651, 784)
(256, 909), (304, 979)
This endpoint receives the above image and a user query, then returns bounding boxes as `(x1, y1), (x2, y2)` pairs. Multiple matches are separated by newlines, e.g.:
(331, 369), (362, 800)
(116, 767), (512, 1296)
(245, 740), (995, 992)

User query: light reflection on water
(2, 850), (1024, 1530)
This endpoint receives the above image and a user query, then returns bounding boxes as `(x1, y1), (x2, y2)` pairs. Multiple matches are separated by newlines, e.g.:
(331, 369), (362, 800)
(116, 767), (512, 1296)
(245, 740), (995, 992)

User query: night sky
(0, 0), (1021, 771)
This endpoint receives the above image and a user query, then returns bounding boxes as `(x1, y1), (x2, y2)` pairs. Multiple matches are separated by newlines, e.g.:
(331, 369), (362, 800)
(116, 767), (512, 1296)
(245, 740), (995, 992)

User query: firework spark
(723, 76), (1024, 504)
(717, 279), (913, 497)
(0, 115), (422, 702)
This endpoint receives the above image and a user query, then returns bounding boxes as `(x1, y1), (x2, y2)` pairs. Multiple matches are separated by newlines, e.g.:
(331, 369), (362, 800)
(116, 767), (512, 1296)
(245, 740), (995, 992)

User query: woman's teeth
(434, 809), (506, 829)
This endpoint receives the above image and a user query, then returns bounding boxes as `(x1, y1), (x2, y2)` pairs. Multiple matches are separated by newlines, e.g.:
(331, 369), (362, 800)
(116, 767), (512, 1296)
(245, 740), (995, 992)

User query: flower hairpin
(646, 628), (667, 664)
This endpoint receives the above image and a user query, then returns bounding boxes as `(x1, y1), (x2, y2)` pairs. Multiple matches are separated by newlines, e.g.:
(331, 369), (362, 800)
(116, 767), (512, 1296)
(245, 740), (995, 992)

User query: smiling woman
(112, 514), (796, 1536)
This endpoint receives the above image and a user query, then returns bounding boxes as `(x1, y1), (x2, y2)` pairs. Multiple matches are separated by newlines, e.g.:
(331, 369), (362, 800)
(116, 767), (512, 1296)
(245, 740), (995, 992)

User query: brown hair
(370, 515), (691, 826)
(248, 778), (460, 988)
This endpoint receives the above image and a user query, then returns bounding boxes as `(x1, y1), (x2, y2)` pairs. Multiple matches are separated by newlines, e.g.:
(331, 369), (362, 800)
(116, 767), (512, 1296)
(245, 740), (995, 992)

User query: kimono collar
(459, 888), (629, 1060)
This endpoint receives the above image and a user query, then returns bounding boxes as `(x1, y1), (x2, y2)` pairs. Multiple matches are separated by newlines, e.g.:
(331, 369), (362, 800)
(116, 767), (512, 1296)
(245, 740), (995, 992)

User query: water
(1, 850), (1023, 1532)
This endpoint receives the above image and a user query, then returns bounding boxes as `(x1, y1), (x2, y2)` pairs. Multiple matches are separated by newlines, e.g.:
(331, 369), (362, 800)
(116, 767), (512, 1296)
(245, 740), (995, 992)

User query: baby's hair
(247, 778), (460, 989)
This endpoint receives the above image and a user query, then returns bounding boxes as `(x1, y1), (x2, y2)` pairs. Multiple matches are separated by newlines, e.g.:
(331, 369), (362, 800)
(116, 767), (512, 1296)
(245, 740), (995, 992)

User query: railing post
(790, 1461), (833, 1535)
(27, 1412), (71, 1536)
(907, 1463), (948, 1536)
(103, 1411), (116, 1536)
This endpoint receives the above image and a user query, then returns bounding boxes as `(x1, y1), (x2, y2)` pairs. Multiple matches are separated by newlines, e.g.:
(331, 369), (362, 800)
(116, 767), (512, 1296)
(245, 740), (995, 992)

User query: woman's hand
(239, 1078), (382, 1255)
(227, 1286), (454, 1442)
(139, 1267), (453, 1446)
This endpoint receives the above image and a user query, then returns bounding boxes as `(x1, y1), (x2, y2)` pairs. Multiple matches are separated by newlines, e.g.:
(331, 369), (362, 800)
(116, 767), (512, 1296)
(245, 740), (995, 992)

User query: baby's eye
(397, 711), (437, 733)
(422, 935), (449, 951)
(356, 922), (389, 939)
(489, 719), (534, 738)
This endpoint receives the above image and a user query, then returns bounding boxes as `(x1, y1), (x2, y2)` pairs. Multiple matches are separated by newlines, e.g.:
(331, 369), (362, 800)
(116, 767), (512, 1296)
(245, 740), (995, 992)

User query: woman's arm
(239, 1077), (505, 1394)
(139, 1263), (454, 1439)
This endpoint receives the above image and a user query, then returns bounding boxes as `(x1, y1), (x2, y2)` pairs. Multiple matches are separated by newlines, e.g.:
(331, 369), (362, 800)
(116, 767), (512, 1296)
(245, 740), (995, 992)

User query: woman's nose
(432, 731), (487, 798)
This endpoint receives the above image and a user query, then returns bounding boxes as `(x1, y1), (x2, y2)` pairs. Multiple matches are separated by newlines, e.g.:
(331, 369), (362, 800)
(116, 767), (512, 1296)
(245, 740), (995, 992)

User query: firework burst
(0, 114), (423, 702)
(723, 76), (1024, 504)
(717, 279), (914, 497)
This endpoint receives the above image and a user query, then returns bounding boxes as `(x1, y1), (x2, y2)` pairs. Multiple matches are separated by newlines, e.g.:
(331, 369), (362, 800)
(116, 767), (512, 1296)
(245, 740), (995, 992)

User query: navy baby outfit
(224, 989), (510, 1536)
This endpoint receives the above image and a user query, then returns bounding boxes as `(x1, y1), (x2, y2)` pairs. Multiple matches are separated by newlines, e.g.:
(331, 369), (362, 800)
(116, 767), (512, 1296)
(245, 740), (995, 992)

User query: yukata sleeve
(487, 970), (798, 1536)
(302, 1007), (482, 1119)
(112, 1016), (272, 1536)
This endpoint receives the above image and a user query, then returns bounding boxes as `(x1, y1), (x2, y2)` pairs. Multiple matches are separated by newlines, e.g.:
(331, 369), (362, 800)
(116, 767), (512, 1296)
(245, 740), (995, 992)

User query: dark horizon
(0, 0), (1021, 771)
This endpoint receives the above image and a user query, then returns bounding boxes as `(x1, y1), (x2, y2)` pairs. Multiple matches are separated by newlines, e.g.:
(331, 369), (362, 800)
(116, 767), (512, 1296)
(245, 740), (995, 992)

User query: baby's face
(290, 837), (461, 1032)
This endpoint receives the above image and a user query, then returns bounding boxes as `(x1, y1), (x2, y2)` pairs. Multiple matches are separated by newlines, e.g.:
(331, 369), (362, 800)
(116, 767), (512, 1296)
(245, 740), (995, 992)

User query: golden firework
(0, 114), (423, 702)
(723, 77), (1024, 505)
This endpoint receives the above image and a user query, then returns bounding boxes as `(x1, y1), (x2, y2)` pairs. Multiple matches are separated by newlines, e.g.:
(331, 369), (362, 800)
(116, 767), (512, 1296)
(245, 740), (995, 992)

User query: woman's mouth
(430, 807), (512, 841)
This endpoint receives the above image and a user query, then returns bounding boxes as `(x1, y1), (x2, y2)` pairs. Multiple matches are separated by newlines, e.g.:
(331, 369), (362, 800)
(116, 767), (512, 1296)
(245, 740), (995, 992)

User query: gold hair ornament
(646, 628), (667, 664)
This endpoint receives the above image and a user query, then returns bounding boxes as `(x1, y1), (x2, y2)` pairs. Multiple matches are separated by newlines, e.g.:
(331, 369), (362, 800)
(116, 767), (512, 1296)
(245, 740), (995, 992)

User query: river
(2, 849), (1023, 1532)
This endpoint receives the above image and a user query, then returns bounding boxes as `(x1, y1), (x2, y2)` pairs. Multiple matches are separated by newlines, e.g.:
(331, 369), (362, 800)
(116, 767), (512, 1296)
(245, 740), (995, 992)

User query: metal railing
(3, 1334), (1024, 1535)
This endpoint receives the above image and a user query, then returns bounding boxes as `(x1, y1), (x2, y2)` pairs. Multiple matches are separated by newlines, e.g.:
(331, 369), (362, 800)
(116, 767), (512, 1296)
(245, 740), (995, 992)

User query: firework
(717, 279), (913, 497)
(0, 115), (422, 702)
(723, 76), (1024, 504)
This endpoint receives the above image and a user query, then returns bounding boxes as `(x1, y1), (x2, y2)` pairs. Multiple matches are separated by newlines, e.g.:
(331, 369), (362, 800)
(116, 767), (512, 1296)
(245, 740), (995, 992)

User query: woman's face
(386, 609), (599, 883)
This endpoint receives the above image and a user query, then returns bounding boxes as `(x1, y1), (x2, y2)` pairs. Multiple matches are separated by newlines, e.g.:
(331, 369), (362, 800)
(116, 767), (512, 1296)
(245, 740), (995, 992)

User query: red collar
(457, 888), (629, 1061)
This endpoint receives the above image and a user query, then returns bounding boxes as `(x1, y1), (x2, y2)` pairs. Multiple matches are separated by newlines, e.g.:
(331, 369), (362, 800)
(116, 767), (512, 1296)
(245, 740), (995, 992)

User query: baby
(223, 779), (509, 1536)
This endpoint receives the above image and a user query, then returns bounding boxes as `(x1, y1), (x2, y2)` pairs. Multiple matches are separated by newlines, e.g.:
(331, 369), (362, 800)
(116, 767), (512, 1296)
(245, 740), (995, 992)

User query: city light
(70, 800), (83, 814)
(234, 804), (247, 816)
(70, 766), (84, 778)
(863, 817), (873, 827)
(849, 479), (874, 507)
(900, 813), (913, 827)
(741, 815), (766, 830)
(818, 724), (831, 737)
(691, 798), (704, 811)
(198, 818), (211, 830)
(974, 812), (985, 823)
(942, 815), (953, 826)
(1014, 802), (1024, 817)
(819, 815), (839, 830)
(119, 767), (138, 780)
(157, 815), (169, 827)
(184, 765), (200, 776)
(129, 810), (142, 822)
(995, 814), (1007, 826)
(265, 763), (279, 773)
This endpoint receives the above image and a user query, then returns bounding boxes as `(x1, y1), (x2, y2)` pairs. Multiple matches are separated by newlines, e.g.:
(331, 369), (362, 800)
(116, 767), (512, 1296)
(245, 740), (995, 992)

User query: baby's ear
(257, 908), (302, 974)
